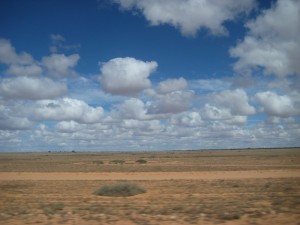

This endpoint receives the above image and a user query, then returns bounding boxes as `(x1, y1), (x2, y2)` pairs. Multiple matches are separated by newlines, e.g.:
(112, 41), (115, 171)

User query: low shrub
(219, 212), (241, 220)
(136, 159), (147, 164)
(109, 160), (125, 164)
(94, 182), (145, 197)
(93, 160), (104, 165)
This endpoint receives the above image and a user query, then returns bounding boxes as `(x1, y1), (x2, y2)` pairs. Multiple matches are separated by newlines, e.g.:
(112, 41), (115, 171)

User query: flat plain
(0, 148), (300, 225)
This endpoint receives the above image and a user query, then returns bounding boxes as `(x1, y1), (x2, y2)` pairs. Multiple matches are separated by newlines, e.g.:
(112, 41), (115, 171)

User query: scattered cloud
(49, 34), (80, 53)
(170, 111), (202, 127)
(32, 98), (104, 124)
(55, 120), (81, 133)
(1, 2), (300, 154)
(230, 0), (300, 77)
(99, 57), (157, 96)
(202, 104), (248, 125)
(114, 98), (149, 120)
(42, 53), (80, 77)
(0, 77), (67, 100)
(113, 0), (256, 36)
(5, 64), (42, 76)
(50, 34), (65, 42)
(210, 89), (255, 116)
(0, 104), (33, 130)
(157, 77), (188, 94)
(255, 91), (300, 117)
(0, 38), (33, 65)
(148, 90), (194, 114)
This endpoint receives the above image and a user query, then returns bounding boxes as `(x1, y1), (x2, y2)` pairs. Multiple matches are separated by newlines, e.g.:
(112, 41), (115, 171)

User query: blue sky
(0, 0), (299, 151)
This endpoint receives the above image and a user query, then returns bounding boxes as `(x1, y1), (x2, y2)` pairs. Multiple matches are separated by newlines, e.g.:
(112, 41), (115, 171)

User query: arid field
(0, 148), (300, 225)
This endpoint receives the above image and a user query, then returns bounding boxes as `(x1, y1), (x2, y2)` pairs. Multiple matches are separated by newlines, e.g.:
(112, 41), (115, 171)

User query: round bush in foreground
(94, 182), (146, 197)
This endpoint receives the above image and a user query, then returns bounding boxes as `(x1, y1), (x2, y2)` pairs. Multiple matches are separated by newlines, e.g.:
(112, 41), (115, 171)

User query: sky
(0, 0), (300, 152)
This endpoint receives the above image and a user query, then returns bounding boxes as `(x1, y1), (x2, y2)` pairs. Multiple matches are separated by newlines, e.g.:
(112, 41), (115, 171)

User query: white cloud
(5, 64), (42, 76)
(200, 89), (255, 125)
(255, 91), (300, 117)
(99, 57), (157, 96)
(148, 90), (194, 114)
(211, 89), (256, 115)
(190, 78), (231, 92)
(0, 104), (33, 130)
(33, 98), (104, 123)
(121, 119), (163, 135)
(0, 77), (67, 100)
(230, 0), (300, 77)
(113, 0), (256, 36)
(202, 104), (248, 125)
(42, 53), (80, 77)
(202, 104), (232, 120)
(0, 116), (33, 130)
(170, 111), (202, 127)
(55, 120), (81, 133)
(0, 38), (33, 65)
(157, 77), (188, 94)
(115, 98), (149, 120)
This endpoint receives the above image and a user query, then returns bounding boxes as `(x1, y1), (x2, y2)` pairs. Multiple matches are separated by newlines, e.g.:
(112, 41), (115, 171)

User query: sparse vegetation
(1, 149), (300, 224)
(218, 212), (241, 220)
(94, 182), (145, 197)
(109, 159), (125, 164)
(93, 160), (104, 165)
(136, 159), (147, 164)
(41, 203), (64, 216)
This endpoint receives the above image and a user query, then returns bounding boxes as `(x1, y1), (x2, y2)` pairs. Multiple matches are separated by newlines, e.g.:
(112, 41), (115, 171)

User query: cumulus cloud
(115, 98), (149, 120)
(202, 104), (232, 120)
(0, 104), (33, 130)
(113, 0), (256, 36)
(148, 90), (194, 114)
(0, 116), (33, 130)
(211, 89), (256, 115)
(55, 120), (81, 133)
(33, 98), (104, 123)
(202, 104), (248, 125)
(170, 111), (202, 127)
(5, 64), (42, 76)
(230, 0), (300, 77)
(121, 119), (163, 135)
(0, 38), (33, 65)
(42, 53), (80, 77)
(255, 91), (300, 117)
(200, 89), (255, 125)
(0, 77), (67, 100)
(190, 78), (231, 92)
(99, 57), (157, 96)
(157, 77), (188, 94)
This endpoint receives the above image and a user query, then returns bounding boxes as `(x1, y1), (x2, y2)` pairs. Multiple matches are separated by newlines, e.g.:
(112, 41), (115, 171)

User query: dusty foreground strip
(0, 170), (300, 181)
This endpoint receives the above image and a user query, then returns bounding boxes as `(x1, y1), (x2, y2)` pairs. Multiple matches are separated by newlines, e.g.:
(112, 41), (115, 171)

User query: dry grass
(0, 148), (300, 224)
(0, 148), (299, 173)
(0, 178), (300, 224)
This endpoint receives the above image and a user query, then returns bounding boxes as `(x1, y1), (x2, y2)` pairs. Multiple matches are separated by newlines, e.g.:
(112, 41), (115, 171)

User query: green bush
(93, 160), (104, 165)
(136, 159), (147, 164)
(109, 160), (125, 164)
(94, 182), (145, 197)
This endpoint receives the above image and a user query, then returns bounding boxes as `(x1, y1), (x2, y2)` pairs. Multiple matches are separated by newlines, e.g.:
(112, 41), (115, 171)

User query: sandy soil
(1, 149), (300, 225)
(1, 169), (300, 181)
